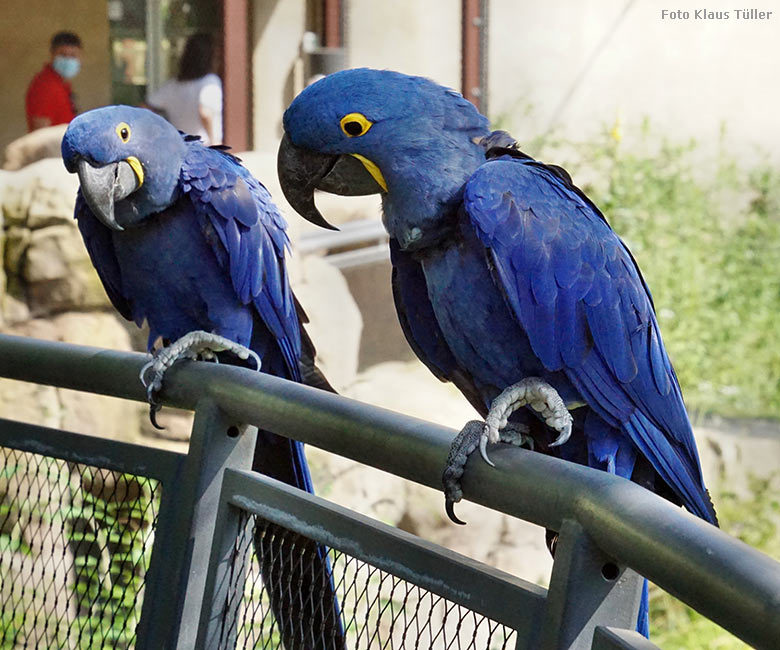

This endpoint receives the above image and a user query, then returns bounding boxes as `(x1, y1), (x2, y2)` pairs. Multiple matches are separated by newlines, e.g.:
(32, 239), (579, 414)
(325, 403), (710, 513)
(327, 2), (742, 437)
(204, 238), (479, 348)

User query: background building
(2, 0), (777, 164)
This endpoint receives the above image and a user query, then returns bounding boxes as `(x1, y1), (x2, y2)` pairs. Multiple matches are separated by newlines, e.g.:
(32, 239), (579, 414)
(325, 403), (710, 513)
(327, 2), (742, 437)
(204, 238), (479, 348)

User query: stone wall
(0, 158), (142, 442)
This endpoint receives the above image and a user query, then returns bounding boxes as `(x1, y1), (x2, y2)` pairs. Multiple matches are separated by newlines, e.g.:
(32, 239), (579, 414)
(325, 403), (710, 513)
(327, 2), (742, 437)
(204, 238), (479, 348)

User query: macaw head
(62, 105), (187, 230)
(279, 68), (490, 249)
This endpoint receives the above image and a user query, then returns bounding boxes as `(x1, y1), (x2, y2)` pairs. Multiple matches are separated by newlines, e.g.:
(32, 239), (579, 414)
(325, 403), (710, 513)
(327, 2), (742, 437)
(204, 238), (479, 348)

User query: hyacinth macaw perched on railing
(277, 68), (719, 636)
(61, 106), (344, 650)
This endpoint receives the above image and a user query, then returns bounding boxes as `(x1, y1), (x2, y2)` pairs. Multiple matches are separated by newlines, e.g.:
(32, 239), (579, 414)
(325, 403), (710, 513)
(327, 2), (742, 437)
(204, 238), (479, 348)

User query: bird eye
(115, 122), (131, 143)
(340, 113), (372, 137)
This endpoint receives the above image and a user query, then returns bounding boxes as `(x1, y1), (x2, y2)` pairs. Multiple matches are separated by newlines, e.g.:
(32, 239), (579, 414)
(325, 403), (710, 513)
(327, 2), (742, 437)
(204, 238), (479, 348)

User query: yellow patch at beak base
(350, 154), (388, 192)
(125, 156), (144, 188)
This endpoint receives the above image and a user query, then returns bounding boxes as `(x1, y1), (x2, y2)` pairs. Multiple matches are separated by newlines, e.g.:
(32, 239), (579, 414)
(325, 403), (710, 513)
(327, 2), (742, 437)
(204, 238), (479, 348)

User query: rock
(1, 158), (79, 229)
(0, 376), (61, 428)
(345, 360), (479, 427)
(2, 125), (68, 172)
(697, 420), (780, 497)
(308, 447), (408, 524)
(16, 310), (132, 352)
(0, 196), (4, 326)
(5, 312), (144, 444)
(27, 174), (79, 230)
(4, 226), (31, 276)
(23, 224), (109, 314)
(404, 481), (554, 585)
(1, 291), (30, 325)
(139, 407), (194, 451)
(0, 169), (11, 205)
(293, 255), (362, 391)
(24, 226), (70, 281)
(1, 178), (33, 228)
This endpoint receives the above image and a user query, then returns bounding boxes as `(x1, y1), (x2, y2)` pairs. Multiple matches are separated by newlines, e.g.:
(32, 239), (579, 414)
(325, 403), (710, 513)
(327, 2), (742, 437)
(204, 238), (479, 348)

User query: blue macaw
(61, 105), (344, 650)
(277, 68), (718, 636)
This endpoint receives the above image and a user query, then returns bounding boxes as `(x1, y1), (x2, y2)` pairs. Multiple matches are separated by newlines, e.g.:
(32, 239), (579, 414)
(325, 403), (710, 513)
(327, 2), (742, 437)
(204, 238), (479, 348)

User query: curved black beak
(76, 158), (141, 231)
(277, 133), (385, 231)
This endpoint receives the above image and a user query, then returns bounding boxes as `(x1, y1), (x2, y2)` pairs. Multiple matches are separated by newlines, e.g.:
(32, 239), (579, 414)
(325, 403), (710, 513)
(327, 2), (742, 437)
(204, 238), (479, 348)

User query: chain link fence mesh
(0, 446), (160, 650)
(1, 446), (517, 650)
(217, 512), (518, 650)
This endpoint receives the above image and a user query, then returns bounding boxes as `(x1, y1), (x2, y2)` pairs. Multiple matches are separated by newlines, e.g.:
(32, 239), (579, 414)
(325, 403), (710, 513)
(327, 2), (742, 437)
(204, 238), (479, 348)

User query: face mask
(52, 55), (81, 79)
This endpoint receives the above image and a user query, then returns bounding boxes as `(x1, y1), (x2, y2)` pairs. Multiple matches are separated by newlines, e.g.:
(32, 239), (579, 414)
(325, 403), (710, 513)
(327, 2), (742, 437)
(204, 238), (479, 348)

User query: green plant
(66, 470), (156, 649)
(648, 474), (779, 648)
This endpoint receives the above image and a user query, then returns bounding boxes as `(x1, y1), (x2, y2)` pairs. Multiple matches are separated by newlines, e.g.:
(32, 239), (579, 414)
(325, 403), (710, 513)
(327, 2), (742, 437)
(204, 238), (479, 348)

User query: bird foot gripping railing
(0, 333), (778, 650)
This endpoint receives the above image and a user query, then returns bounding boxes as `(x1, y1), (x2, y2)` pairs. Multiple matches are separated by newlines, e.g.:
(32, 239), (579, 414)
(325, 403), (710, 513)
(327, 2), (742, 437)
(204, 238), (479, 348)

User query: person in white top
(146, 33), (223, 146)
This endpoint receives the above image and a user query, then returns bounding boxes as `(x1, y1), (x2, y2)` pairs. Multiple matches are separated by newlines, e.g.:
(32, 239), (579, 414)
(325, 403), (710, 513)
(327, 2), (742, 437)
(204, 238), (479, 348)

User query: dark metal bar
(172, 401), (258, 650)
(297, 217), (387, 254)
(136, 399), (256, 650)
(0, 416), (183, 482)
(135, 460), (187, 650)
(538, 520), (642, 650)
(0, 334), (152, 403)
(0, 334), (779, 649)
(220, 468), (547, 636)
(592, 626), (661, 650)
(195, 480), (249, 649)
(222, 0), (249, 150)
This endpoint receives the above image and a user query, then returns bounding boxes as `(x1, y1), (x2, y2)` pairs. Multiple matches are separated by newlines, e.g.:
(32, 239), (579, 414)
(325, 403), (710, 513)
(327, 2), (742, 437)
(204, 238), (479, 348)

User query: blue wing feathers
(181, 143), (301, 378)
(464, 156), (716, 524)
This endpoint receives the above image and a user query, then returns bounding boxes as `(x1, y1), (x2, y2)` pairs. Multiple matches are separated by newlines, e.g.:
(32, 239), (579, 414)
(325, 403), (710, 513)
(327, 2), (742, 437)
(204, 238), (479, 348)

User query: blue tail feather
(584, 417), (650, 638)
(253, 432), (346, 649)
(637, 579), (650, 637)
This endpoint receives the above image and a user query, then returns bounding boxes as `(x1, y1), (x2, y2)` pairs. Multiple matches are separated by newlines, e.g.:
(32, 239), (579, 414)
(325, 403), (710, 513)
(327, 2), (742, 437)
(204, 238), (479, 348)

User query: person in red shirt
(25, 31), (82, 132)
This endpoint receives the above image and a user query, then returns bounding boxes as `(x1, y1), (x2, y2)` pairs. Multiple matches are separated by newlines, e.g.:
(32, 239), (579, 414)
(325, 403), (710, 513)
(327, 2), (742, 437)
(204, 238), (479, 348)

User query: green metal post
(172, 401), (257, 650)
(134, 399), (257, 649)
(591, 626), (661, 649)
(538, 519), (643, 650)
(194, 491), (248, 649)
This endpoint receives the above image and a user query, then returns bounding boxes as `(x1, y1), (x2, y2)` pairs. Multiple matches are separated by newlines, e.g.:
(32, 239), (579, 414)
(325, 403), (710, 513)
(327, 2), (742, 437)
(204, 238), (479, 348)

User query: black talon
(545, 529), (559, 557)
(149, 403), (165, 430)
(441, 420), (485, 526)
(445, 499), (467, 525)
(147, 387), (166, 430)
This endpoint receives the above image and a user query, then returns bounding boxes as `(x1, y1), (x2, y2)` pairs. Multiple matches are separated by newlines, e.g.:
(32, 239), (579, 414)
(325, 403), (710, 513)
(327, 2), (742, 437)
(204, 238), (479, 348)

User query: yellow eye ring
(340, 113), (373, 137)
(115, 122), (131, 143)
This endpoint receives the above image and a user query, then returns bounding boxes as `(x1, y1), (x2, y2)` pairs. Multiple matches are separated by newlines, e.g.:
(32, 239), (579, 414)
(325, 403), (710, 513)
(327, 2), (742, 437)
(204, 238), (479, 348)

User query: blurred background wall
(488, 0), (778, 166)
(3, 1), (777, 165)
(0, 0), (111, 158)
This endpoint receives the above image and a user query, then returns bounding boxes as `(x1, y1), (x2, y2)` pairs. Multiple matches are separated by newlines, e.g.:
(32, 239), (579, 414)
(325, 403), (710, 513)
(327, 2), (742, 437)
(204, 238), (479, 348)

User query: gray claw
(486, 377), (573, 452)
(139, 358), (155, 388)
(443, 420), (535, 524)
(549, 420), (573, 447)
(247, 349), (262, 372)
(479, 431), (496, 468)
(442, 420), (486, 525)
(139, 330), (261, 427)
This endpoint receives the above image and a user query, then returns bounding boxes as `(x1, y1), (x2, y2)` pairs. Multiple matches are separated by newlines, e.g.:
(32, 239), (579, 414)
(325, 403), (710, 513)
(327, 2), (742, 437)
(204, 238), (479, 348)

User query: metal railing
(0, 333), (779, 649)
